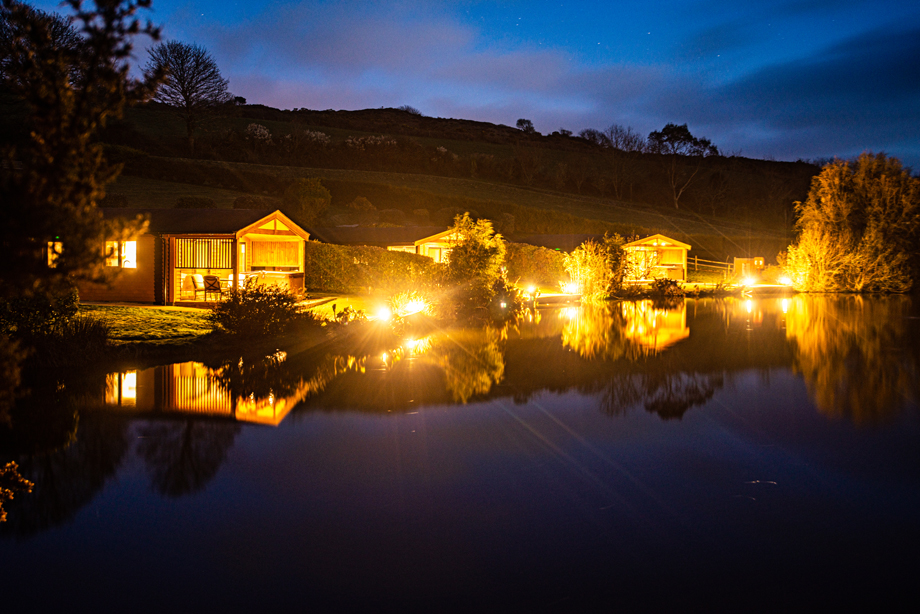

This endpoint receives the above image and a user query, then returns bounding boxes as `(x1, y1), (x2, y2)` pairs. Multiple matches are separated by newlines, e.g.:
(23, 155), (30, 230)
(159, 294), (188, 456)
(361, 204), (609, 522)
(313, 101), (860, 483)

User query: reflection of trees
(428, 329), (505, 403)
(137, 419), (240, 498)
(600, 371), (723, 420)
(561, 304), (641, 361)
(210, 351), (306, 402)
(0, 412), (129, 537)
(785, 295), (920, 424)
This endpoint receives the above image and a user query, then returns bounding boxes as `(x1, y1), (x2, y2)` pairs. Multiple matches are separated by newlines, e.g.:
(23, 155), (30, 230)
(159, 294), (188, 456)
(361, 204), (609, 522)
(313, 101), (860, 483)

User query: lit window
(122, 241), (136, 268)
(105, 241), (120, 266)
(105, 240), (137, 268)
(47, 241), (62, 268)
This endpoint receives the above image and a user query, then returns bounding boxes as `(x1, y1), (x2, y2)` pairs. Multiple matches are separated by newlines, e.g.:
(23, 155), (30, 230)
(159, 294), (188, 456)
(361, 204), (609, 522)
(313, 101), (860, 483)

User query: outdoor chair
(203, 275), (223, 301)
(181, 273), (206, 300)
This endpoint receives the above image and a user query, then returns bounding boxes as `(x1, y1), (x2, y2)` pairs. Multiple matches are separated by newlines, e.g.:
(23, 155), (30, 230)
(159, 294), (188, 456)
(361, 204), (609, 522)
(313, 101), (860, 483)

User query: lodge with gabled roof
(77, 208), (311, 306)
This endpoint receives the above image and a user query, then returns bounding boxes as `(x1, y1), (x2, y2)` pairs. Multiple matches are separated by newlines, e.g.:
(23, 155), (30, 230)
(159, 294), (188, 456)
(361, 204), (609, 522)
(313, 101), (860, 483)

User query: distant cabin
(309, 226), (459, 263)
(623, 234), (692, 281)
(77, 208), (311, 306)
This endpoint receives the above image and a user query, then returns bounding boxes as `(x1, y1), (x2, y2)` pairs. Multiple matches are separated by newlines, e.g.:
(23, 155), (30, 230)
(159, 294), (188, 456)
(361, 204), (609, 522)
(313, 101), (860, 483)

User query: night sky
(31, 0), (920, 168)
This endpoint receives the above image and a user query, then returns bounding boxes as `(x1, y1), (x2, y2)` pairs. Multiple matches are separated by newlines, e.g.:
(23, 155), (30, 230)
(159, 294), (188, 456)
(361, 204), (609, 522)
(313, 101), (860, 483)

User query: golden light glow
(779, 276), (793, 286)
(746, 300), (753, 314)
(742, 276), (756, 287)
(782, 298), (789, 314)
(122, 240), (137, 268)
(375, 306), (393, 321)
(561, 281), (580, 294)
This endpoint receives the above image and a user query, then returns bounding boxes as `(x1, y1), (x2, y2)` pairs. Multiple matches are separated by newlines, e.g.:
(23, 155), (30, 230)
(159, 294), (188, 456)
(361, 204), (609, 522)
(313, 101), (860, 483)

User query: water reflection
(562, 300), (689, 360)
(104, 355), (311, 426)
(785, 295), (920, 424)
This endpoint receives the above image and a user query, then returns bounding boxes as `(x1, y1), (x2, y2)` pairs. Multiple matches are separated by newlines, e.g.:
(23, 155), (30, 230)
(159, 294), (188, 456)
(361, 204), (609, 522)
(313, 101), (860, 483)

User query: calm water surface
(2, 296), (919, 611)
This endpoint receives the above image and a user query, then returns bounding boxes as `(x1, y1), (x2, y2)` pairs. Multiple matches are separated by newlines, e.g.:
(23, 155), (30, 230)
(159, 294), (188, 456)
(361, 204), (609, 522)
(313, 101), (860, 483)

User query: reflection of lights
(779, 276), (793, 286)
(375, 306), (393, 321)
(403, 337), (431, 354)
(381, 352), (389, 363)
(746, 300), (753, 314)
(122, 371), (137, 400)
(561, 306), (579, 320)
(404, 299), (426, 315)
(782, 298), (789, 314)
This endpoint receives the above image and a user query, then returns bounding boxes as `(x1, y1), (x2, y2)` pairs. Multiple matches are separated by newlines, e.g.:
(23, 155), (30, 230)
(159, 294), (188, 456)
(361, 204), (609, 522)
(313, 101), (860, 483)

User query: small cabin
(309, 226), (459, 263)
(623, 234), (692, 281)
(78, 208), (311, 306)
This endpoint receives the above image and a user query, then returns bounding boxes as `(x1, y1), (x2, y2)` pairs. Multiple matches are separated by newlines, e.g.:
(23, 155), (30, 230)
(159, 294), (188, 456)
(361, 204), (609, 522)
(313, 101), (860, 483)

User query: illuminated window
(47, 241), (62, 268)
(122, 241), (136, 268)
(105, 241), (137, 268)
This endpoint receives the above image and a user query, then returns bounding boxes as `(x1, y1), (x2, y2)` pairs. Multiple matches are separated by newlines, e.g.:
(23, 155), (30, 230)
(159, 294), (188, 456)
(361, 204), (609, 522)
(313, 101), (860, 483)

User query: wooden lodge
(78, 208), (311, 306)
(623, 234), (692, 281)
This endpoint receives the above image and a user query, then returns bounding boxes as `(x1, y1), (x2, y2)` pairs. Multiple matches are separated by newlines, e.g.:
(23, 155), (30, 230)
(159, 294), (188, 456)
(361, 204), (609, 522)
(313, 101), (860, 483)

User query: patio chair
(181, 274), (206, 300)
(203, 275), (223, 301)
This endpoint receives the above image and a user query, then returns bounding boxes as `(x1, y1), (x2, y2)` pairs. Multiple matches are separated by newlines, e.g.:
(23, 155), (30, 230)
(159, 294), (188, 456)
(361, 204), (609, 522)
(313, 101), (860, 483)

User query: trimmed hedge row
(504, 242), (568, 286)
(303, 242), (442, 293)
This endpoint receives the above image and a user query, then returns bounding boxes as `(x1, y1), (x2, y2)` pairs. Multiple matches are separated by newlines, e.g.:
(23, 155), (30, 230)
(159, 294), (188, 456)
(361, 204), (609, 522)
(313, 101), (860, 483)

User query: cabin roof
(100, 208), (308, 238)
(308, 226), (451, 247)
(623, 233), (691, 250)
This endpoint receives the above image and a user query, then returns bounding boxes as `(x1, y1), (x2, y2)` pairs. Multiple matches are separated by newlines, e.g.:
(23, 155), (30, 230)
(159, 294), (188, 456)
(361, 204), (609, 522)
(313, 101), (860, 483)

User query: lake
(2, 296), (919, 611)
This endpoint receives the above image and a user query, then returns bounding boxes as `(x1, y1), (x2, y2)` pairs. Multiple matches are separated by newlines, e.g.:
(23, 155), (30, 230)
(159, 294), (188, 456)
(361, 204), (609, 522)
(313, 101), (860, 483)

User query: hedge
(504, 242), (567, 286)
(303, 242), (442, 293)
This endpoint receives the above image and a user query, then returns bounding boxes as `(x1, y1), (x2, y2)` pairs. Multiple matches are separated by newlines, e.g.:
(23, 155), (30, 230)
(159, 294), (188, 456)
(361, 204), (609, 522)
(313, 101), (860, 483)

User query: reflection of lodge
(104, 362), (305, 426)
(621, 300), (689, 351)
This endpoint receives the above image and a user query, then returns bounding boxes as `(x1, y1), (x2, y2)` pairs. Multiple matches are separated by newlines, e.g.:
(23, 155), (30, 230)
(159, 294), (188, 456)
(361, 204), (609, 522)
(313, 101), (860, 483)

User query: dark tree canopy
(516, 118), (536, 134)
(144, 39), (231, 148)
(647, 123), (719, 157)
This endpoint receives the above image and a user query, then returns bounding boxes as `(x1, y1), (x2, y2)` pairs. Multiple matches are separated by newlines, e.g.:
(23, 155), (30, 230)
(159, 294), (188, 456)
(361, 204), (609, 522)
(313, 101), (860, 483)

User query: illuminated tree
(564, 234), (627, 299)
(443, 213), (507, 320)
(785, 153), (920, 292)
(144, 39), (231, 150)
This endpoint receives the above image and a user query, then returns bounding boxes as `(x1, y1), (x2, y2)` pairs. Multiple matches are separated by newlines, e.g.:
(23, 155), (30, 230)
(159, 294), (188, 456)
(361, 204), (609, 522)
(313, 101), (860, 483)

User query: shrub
(412, 209), (430, 225)
(207, 283), (309, 337)
(0, 289), (79, 338)
(233, 195), (280, 210)
(176, 196), (218, 209)
(346, 196), (376, 211)
(505, 242), (566, 286)
(378, 208), (407, 225)
(29, 315), (111, 367)
(283, 177), (331, 225)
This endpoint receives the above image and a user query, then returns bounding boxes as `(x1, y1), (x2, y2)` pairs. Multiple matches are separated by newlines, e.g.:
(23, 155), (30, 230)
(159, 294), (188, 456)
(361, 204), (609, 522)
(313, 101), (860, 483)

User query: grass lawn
(80, 304), (213, 345)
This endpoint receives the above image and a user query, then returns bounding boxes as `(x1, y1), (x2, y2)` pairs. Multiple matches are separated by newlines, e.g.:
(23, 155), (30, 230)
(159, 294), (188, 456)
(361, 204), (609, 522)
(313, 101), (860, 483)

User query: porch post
(231, 236), (239, 291)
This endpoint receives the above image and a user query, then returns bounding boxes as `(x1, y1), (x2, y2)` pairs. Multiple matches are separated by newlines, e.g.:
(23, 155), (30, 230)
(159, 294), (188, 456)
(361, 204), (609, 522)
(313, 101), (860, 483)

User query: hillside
(97, 102), (816, 261)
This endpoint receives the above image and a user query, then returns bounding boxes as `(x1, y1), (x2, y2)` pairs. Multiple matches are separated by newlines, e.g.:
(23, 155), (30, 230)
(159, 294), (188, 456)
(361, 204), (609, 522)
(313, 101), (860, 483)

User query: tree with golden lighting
(785, 153), (920, 292)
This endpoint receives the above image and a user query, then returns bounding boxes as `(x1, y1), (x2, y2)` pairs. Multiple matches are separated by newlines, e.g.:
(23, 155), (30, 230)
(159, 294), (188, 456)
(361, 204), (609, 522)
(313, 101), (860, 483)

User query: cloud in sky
(27, 0), (920, 167)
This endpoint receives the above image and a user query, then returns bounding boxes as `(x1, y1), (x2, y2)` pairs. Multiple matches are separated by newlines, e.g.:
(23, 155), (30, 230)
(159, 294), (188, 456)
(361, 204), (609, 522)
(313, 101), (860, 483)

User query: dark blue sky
(34, 0), (920, 167)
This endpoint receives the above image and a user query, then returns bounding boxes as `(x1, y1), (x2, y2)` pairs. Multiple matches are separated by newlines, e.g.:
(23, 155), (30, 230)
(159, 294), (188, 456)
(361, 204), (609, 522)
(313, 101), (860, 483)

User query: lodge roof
(308, 226), (451, 246)
(99, 208), (294, 235)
